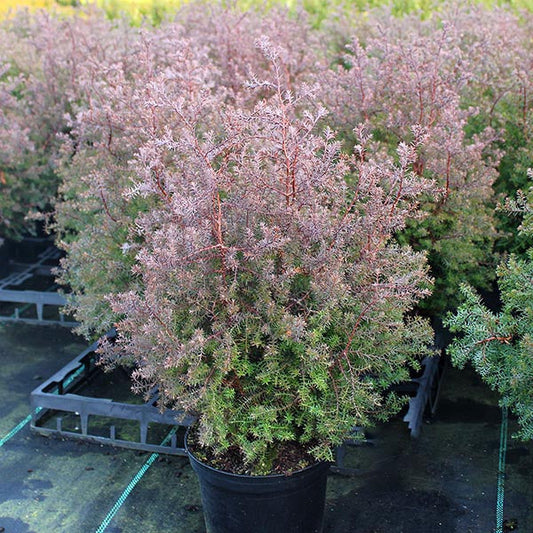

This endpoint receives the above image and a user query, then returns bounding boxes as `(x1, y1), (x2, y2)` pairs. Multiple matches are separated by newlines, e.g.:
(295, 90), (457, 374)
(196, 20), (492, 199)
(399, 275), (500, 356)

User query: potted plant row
(32, 3), (533, 532)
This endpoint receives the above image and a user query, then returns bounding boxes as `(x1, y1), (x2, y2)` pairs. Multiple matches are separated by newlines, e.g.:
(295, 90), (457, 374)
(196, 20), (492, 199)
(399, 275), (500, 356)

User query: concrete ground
(0, 322), (531, 533)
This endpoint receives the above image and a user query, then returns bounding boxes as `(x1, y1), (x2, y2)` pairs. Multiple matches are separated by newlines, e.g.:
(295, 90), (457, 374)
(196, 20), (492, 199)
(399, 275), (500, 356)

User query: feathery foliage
(85, 37), (435, 474)
(445, 170), (533, 440)
(0, 8), (135, 239)
(321, 4), (504, 314)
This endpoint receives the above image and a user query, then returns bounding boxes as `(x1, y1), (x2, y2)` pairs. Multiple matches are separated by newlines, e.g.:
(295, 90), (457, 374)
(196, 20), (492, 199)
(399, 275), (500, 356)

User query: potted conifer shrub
(79, 38), (437, 533)
(39, 5), (532, 529)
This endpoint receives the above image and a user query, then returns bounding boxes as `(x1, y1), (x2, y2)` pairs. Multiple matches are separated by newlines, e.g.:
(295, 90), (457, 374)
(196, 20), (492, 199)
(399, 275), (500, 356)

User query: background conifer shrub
(453, 5), (533, 256)
(0, 9), (135, 239)
(446, 170), (533, 440)
(157, 3), (327, 111)
(321, 5), (501, 314)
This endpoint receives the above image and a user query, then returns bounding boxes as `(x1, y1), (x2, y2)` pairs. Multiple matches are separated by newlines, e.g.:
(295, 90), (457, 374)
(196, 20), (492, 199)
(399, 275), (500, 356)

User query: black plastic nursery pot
(185, 432), (330, 533)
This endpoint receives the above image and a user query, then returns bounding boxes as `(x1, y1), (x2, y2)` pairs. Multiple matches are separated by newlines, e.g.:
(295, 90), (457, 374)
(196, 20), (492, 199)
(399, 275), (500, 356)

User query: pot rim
(184, 426), (330, 480)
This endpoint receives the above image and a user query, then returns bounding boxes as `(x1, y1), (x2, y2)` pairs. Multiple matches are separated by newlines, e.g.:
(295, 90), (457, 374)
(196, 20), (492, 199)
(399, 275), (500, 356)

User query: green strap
(0, 413), (33, 447)
(495, 406), (508, 533)
(95, 426), (178, 533)
(0, 408), (42, 447)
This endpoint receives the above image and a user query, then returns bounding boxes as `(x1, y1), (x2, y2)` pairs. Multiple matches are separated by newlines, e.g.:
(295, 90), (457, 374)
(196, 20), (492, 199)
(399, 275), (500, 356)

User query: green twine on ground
(495, 406), (508, 533)
(0, 366), (82, 449)
(0, 364), (82, 448)
(0, 365), (83, 448)
(94, 452), (160, 533)
(0, 413), (33, 447)
(0, 408), (41, 447)
(1, 406), (180, 533)
(94, 427), (178, 533)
